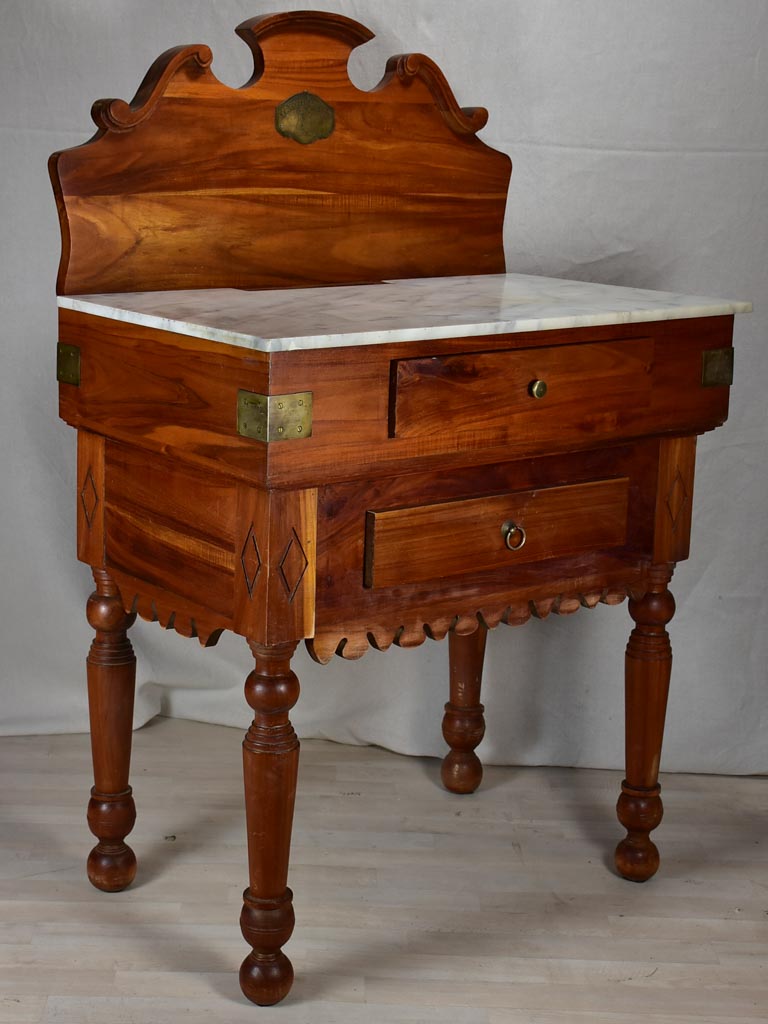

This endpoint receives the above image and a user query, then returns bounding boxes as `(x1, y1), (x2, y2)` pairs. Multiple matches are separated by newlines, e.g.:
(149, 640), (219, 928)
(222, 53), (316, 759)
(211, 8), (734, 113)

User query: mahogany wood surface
(76, 430), (105, 566)
(442, 627), (488, 795)
(653, 436), (697, 564)
(85, 568), (137, 892)
(49, 12), (509, 296)
(58, 308), (733, 489)
(240, 641), (300, 1005)
(233, 484), (317, 645)
(308, 442), (659, 660)
(106, 442), (238, 619)
(50, 9), (739, 1007)
(364, 477), (630, 589)
(616, 564), (676, 882)
(392, 338), (655, 440)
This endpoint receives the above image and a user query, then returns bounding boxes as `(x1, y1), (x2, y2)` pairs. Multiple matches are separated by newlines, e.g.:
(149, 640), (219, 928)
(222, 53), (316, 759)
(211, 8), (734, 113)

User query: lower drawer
(364, 476), (629, 589)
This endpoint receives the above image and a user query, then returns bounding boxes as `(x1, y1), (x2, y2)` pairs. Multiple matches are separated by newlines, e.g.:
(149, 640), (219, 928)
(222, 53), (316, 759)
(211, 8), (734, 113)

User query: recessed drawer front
(364, 477), (629, 589)
(391, 339), (653, 444)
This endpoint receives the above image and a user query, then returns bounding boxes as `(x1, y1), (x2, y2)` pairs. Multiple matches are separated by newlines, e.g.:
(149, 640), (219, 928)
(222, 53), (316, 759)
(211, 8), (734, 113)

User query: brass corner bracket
(237, 390), (313, 443)
(701, 348), (734, 387)
(57, 343), (81, 386)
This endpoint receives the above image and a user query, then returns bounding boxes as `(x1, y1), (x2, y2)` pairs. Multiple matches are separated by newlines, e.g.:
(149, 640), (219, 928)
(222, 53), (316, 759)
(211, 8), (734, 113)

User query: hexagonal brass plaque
(275, 91), (335, 145)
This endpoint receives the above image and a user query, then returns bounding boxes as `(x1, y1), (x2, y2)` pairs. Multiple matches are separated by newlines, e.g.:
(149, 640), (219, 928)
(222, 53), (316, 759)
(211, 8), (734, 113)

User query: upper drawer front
(364, 476), (629, 589)
(391, 339), (653, 444)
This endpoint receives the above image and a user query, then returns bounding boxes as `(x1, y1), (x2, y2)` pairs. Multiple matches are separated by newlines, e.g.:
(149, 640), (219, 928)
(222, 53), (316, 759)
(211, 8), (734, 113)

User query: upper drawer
(391, 338), (653, 444)
(364, 476), (629, 589)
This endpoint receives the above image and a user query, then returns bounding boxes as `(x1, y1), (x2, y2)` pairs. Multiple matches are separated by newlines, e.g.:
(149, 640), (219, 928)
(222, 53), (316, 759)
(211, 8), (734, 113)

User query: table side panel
(77, 429), (106, 566)
(233, 483), (318, 644)
(89, 439), (317, 646)
(266, 315), (733, 486)
(72, 408), (701, 655)
(59, 312), (732, 489)
(104, 441), (238, 619)
(309, 443), (659, 660)
(58, 309), (270, 483)
(654, 435), (697, 564)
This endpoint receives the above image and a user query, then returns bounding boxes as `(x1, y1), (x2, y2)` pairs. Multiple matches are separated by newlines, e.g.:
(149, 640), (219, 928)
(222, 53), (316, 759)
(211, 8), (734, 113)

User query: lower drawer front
(364, 477), (629, 589)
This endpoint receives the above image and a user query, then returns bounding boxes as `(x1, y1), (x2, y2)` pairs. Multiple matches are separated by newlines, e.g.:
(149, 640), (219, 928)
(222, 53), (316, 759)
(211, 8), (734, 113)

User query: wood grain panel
(76, 429), (105, 566)
(234, 484), (318, 644)
(307, 445), (658, 658)
(365, 478), (629, 589)
(107, 566), (229, 646)
(106, 441), (238, 546)
(653, 435), (697, 563)
(60, 312), (732, 490)
(105, 507), (234, 618)
(392, 339), (654, 442)
(58, 308), (269, 483)
(49, 12), (510, 295)
(264, 316), (733, 488)
(104, 442), (237, 618)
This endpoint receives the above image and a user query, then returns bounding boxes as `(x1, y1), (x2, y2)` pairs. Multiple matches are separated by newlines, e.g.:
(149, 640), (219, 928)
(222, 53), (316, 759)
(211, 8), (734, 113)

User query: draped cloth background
(1, 0), (765, 773)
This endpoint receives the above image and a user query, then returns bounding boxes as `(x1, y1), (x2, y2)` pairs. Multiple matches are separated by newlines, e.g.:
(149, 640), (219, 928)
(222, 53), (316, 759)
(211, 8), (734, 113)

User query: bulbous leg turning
(239, 888), (295, 1006)
(441, 626), (487, 794)
(239, 641), (300, 1005)
(615, 783), (663, 881)
(86, 788), (137, 891)
(615, 566), (674, 882)
(85, 569), (138, 892)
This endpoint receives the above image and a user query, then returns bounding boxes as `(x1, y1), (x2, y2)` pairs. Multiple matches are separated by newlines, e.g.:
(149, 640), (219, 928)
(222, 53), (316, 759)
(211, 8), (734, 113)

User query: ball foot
(615, 835), (660, 882)
(441, 750), (483, 794)
(615, 785), (663, 881)
(239, 951), (294, 1006)
(87, 842), (137, 892)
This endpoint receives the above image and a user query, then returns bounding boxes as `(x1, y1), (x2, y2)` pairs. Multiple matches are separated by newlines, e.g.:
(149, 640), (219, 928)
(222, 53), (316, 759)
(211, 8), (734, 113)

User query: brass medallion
(275, 92), (335, 145)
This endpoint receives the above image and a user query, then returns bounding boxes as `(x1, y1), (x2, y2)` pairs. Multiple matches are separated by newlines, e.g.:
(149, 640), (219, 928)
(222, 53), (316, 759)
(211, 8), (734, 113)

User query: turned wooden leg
(239, 640), (300, 1006)
(615, 565), (675, 882)
(441, 625), (487, 794)
(85, 568), (138, 892)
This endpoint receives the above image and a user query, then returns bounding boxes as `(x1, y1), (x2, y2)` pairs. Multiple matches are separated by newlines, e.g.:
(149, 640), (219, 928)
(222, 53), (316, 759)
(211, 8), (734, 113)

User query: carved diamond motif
(80, 467), (99, 528)
(666, 470), (689, 531)
(278, 529), (309, 603)
(240, 524), (262, 598)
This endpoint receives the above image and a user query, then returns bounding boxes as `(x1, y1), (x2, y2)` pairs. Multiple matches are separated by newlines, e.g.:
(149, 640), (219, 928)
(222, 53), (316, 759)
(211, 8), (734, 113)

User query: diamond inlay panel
(80, 466), (99, 528)
(240, 524), (262, 598)
(278, 529), (309, 603)
(666, 469), (689, 531)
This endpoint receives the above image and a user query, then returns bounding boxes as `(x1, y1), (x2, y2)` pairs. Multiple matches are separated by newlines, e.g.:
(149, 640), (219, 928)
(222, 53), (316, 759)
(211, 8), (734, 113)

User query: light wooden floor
(1, 716), (766, 1023)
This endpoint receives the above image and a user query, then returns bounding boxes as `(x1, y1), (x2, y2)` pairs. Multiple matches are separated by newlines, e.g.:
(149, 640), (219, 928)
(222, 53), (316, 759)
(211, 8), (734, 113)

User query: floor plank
(0, 717), (765, 1022)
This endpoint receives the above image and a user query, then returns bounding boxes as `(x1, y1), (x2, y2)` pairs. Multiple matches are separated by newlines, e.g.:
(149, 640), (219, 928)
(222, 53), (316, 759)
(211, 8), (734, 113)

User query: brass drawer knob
(501, 520), (527, 551)
(528, 379), (548, 399)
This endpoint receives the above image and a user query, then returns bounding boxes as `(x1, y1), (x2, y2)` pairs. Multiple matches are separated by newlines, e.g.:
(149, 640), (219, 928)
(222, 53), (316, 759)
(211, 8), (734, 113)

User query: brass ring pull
(501, 520), (527, 551)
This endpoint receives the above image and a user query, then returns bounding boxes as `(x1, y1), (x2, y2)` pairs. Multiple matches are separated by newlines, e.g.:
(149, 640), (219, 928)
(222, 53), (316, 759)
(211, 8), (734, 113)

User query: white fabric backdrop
(1, 0), (765, 773)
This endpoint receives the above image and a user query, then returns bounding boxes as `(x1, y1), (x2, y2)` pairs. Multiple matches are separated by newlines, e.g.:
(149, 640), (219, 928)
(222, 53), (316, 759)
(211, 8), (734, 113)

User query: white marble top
(59, 273), (751, 352)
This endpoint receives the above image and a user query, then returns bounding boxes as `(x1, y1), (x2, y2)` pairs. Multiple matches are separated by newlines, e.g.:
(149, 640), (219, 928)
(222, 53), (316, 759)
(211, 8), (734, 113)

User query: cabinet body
(59, 303), (733, 656)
